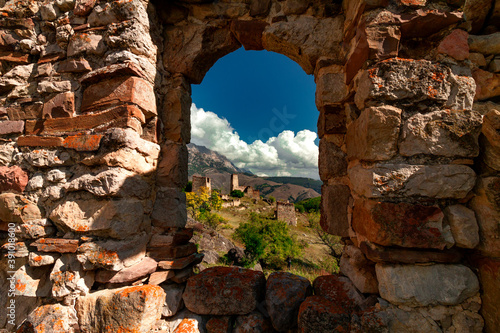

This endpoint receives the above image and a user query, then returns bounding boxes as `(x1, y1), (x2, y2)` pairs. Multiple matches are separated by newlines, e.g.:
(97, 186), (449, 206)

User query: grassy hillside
(263, 176), (322, 194)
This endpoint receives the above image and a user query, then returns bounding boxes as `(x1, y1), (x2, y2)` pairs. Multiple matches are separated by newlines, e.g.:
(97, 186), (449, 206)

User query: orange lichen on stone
(63, 134), (103, 151)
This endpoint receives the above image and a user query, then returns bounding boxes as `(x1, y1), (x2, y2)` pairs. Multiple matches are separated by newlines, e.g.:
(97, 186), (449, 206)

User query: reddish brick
(57, 59), (92, 73)
(31, 238), (79, 253)
(0, 120), (24, 135)
(0, 165), (28, 192)
(352, 199), (448, 249)
(25, 105), (145, 135)
(17, 136), (64, 147)
(42, 92), (75, 119)
(0, 51), (29, 63)
(82, 76), (156, 117)
(63, 134), (103, 151)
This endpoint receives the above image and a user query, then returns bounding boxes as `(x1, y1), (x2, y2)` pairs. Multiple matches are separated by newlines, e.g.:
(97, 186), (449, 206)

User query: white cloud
(190, 104), (319, 179)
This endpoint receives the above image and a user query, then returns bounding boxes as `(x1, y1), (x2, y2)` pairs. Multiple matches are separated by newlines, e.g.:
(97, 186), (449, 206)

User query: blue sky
(190, 48), (320, 179)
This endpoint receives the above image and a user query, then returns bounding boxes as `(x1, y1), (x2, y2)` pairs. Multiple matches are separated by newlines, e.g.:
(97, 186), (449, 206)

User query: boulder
(206, 316), (232, 333)
(313, 274), (365, 313)
(399, 110), (482, 158)
(183, 266), (266, 315)
(76, 285), (165, 333)
(266, 272), (312, 332)
(298, 296), (350, 332)
(444, 205), (479, 249)
(376, 264), (480, 307)
(346, 105), (401, 161)
(348, 163), (476, 199)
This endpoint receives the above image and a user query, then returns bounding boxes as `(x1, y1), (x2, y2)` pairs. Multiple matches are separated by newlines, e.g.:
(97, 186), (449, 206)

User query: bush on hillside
(230, 190), (244, 198)
(295, 196), (321, 213)
(234, 213), (303, 269)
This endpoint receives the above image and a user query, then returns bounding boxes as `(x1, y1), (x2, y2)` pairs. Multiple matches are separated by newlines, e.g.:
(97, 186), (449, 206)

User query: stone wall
(0, 0), (498, 332)
(276, 201), (297, 226)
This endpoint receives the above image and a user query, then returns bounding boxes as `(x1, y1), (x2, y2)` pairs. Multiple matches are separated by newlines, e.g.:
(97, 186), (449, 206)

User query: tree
(308, 212), (342, 260)
(234, 213), (303, 269)
(230, 190), (244, 198)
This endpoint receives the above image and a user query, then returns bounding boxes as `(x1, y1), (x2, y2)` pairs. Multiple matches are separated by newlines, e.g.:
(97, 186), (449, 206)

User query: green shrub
(295, 196), (320, 213)
(230, 190), (245, 198)
(234, 213), (303, 269)
(199, 211), (226, 230)
(268, 196), (276, 203)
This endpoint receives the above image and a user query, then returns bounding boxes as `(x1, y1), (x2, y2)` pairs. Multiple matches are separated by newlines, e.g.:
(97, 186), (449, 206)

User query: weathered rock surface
(444, 205), (479, 249)
(340, 245), (379, 294)
(313, 275), (365, 313)
(50, 197), (147, 239)
(320, 184), (351, 237)
(469, 177), (500, 257)
(298, 296), (350, 332)
(480, 109), (500, 171)
(0, 165), (28, 192)
(77, 233), (148, 271)
(346, 105), (401, 161)
(95, 257), (157, 284)
(19, 304), (78, 333)
(0, 193), (41, 223)
(50, 254), (94, 298)
(399, 110), (482, 158)
(183, 267), (266, 315)
(162, 284), (185, 318)
(475, 256), (500, 333)
(353, 199), (453, 249)
(76, 285), (165, 333)
(376, 264), (480, 307)
(233, 311), (274, 333)
(266, 272), (312, 332)
(349, 163), (476, 199)
(355, 59), (475, 111)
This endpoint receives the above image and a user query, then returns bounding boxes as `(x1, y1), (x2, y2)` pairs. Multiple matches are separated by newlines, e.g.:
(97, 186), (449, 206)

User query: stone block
(438, 29), (469, 60)
(26, 105), (145, 136)
(42, 91), (75, 119)
(266, 272), (312, 332)
(75, 285), (165, 333)
(355, 59), (475, 111)
(0, 165), (28, 192)
(317, 105), (346, 136)
(6, 103), (43, 120)
(57, 58), (92, 73)
(230, 20), (268, 51)
(183, 266), (266, 315)
(298, 296), (350, 332)
(0, 193), (41, 223)
(359, 241), (463, 264)
(234, 311), (274, 332)
(480, 109), (500, 171)
(63, 134), (103, 151)
(469, 177), (500, 257)
(80, 62), (150, 85)
(149, 243), (198, 261)
(67, 33), (106, 57)
(82, 76), (156, 117)
(95, 257), (157, 284)
(468, 32), (500, 55)
(152, 187), (187, 228)
(50, 197), (147, 239)
(473, 69), (500, 101)
(318, 138), (347, 180)
(352, 199), (452, 249)
(149, 270), (174, 286)
(19, 304), (78, 333)
(50, 254), (94, 298)
(31, 238), (79, 253)
(158, 252), (203, 270)
(399, 109), (482, 158)
(28, 252), (59, 267)
(348, 163), (476, 199)
(0, 120), (24, 135)
(476, 256), (500, 333)
(376, 264), (480, 307)
(17, 136), (65, 148)
(77, 233), (148, 271)
(315, 65), (348, 108)
(162, 75), (191, 143)
(156, 143), (188, 188)
(206, 316), (232, 333)
(346, 105), (401, 161)
(320, 184), (351, 237)
(444, 205), (479, 249)
(313, 274), (365, 313)
(339, 245), (379, 294)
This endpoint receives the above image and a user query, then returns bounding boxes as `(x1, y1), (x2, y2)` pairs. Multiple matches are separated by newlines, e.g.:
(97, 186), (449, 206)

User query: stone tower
(192, 175), (211, 193)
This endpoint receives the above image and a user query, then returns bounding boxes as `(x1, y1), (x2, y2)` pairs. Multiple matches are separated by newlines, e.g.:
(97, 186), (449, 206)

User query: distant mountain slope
(188, 143), (320, 202)
(263, 176), (322, 194)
